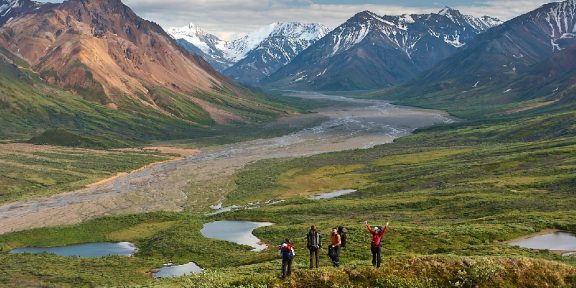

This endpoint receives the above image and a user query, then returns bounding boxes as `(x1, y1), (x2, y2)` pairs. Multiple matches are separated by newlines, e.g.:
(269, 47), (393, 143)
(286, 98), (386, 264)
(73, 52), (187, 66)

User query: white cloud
(40, 0), (561, 40)
(453, 0), (556, 21)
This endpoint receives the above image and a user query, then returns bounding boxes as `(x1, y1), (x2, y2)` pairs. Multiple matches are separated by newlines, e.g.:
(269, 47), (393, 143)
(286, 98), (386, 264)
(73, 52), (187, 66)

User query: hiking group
(278, 221), (389, 278)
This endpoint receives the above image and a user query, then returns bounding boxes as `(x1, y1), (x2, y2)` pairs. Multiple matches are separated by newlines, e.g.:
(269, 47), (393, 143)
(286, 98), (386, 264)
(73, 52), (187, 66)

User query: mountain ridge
(168, 21), (329, 84)
(0, 0), (283, 126)
(386, 0), (576, 118)
(223, 22), (330, 84)
(264, 7), (502, 91)
(0, 0), (287, 144)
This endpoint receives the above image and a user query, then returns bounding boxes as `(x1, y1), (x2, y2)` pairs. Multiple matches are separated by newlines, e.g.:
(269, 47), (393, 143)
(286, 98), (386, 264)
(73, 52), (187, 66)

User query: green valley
(0, 100), (575, 287)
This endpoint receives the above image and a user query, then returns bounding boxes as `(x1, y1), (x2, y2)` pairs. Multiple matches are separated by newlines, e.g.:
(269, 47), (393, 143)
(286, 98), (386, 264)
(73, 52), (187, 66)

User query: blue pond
(10, 242), (136, 258)
(153, 262), (203, 278)
(508, 231), (576, 255)
(201, 221), (273, 252)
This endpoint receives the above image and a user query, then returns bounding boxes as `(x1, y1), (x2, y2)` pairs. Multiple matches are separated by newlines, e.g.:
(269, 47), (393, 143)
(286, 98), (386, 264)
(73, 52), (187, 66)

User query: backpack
(307, 230), (322, 249)
(337, 226), (348, 248)
(280, 243), (294, 259)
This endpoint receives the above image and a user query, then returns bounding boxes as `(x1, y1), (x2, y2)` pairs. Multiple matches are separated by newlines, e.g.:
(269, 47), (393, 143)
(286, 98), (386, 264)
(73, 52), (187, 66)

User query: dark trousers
(281, 256), (293, 278)
(329, 245), (341, 267)
(309, 247), (320, 268)
(371, 242), (382, 267)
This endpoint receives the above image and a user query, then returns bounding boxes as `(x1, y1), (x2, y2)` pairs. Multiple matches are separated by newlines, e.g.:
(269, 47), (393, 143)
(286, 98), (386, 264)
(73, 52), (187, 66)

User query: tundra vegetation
(1, 104), (575, 287)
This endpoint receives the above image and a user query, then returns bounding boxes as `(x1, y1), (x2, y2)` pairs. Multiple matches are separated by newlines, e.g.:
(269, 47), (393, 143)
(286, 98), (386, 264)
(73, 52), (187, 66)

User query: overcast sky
(40, 0), (560, 40)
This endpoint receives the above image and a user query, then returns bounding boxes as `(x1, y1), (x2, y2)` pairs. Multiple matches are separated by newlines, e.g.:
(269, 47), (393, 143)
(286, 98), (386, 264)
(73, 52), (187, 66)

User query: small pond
(201, 221), (273, 251)
(309, 189), (357, 200)
(507, 231), (576, 254)
(153, 262), (203, 278)
(10, 242), (136, 258)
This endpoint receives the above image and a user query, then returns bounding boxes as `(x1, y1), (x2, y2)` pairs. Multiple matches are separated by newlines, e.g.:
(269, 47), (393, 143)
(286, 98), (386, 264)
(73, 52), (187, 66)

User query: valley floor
(0, 93), (575, 287)
(0, 93), (448, 234)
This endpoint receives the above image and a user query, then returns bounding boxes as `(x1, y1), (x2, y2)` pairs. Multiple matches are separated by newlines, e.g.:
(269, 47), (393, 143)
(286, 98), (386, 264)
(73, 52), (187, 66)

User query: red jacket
(367, 225), (389, 246)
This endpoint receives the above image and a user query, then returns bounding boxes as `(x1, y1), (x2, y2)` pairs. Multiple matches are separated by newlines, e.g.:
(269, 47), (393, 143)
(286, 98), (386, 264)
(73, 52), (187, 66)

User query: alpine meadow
(0, 0), (575, 287)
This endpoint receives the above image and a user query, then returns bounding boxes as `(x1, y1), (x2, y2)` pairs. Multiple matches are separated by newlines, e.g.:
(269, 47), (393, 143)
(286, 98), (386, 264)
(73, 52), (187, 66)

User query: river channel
(0, 92), (451, 234)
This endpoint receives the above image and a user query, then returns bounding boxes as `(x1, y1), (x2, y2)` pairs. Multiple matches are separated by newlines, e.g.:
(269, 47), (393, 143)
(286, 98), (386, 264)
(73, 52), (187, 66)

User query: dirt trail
(0, 92), (452, 234)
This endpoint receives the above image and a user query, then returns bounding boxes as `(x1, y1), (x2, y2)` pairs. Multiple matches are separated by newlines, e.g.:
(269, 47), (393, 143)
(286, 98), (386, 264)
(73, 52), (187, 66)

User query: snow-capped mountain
(167, 23), (234, 71)
(265, 8), (502, 91)
(168, 22), (329, 83)
(224, 22), (330, 84)
(225, 23), (284, 63)
(438, 7), (502, 32)
(0, 0), (45, 26)
(394, 0), (576, 117)
(414, 0), (576, 87)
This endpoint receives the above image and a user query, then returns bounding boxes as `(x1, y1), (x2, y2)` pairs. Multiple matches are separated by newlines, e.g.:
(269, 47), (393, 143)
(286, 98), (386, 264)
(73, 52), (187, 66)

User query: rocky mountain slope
(265, 8), (502, 91)
(0, 47), (197, 146)
(0, 0), (283, 128)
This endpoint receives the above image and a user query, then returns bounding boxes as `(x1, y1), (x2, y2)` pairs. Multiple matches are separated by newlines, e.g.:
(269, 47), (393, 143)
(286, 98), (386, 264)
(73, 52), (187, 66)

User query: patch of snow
(480, 16), (504, 28)
(399, 14), (415, 24)
(444, 34), (464, 47)
(316, 68), (328, 77)
(293, 74), (307, 82)
(551, 39), (563, 51)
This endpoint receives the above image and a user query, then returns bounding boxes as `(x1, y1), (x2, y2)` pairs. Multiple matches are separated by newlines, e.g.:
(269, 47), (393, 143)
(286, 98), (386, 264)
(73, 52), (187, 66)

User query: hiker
(365, 221), (389, 268)
(278, 238), (295, 278)
(337, 225), (348, 248)
(306, 225), (322, 269)
(328, 228), (341, 267)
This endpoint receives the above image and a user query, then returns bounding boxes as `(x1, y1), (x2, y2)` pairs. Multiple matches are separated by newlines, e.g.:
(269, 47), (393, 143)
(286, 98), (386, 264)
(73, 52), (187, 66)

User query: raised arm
(365, 221), (374, 233)
(380, 222), (390, 236)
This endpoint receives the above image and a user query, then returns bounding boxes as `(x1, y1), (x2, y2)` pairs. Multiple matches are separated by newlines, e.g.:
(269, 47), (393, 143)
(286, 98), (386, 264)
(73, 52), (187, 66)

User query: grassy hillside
(0, 48), (294, 148)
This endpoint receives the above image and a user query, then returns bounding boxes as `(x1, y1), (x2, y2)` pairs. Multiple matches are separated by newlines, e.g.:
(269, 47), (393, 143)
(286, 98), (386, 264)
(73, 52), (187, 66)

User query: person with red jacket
(365, 221), (389, 268)
(278, 238), (295, 278)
